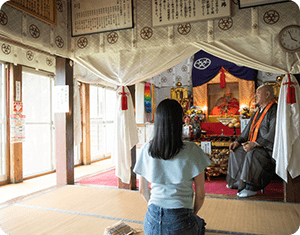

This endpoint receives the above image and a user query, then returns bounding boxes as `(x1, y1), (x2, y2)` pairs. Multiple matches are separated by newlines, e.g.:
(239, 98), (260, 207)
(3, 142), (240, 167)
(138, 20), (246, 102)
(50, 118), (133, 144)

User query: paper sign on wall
(71, 0), (133, 36)
(15, 81), (21, 101)
(11, 114), (26, 143)
(152, 0), (231, 27)
(201, 141), (211, 155)
(53, 85), (69, 113)
(13, 102), (23, 113)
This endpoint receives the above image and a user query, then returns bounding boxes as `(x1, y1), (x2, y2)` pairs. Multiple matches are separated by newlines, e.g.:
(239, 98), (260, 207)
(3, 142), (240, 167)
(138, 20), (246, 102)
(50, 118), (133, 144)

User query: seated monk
(210, 87), (240, 115)
(226, 85), (277, 197)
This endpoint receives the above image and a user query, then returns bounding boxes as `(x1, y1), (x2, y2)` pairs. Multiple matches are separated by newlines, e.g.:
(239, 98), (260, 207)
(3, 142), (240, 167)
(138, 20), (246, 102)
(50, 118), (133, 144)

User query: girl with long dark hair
(134, 99), (211, 234)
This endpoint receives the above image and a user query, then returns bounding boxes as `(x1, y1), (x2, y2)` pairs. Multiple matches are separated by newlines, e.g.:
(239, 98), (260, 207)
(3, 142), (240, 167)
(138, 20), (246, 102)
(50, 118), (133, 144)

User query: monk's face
(255, 87), (268, 107)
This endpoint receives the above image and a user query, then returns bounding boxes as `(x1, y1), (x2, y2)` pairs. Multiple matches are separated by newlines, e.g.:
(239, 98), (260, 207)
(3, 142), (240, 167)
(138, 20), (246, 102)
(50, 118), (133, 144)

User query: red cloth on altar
(200, 122), (241, 136)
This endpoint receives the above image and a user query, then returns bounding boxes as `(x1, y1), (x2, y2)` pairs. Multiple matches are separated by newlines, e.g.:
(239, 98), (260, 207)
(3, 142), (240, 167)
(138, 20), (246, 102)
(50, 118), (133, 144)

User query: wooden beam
(6, 64), (11, 183)
(55, 57), (74, 185)
(9, 64), (23, 184)
(285, 172), (300, 203)
(80, 83), (91, 165)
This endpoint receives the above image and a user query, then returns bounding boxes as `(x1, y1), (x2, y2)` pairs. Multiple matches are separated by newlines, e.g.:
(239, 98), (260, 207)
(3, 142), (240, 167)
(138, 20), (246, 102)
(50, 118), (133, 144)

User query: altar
(190, 50), (257, 179)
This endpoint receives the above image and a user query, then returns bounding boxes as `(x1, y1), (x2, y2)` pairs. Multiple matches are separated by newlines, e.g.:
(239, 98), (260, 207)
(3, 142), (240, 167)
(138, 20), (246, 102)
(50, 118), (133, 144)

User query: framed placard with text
(152, 0), (231, 27)
(238, 0), (290, 9)
(71, 0), (133, 37)
(6, 0), (57, 26)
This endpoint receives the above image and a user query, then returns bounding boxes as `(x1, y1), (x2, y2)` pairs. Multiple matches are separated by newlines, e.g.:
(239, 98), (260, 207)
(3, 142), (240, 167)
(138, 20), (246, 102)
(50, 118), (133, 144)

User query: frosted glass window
(90, 86), (116, 161)
(22, 72), (54, 177)
(90, 86), (98, 118)
(23, 125), (52, 176)
(105, 89), (116, 121)
(22, 74), (50, 123)
(74, 144), (80, 165)
(106, 123), (114, 154)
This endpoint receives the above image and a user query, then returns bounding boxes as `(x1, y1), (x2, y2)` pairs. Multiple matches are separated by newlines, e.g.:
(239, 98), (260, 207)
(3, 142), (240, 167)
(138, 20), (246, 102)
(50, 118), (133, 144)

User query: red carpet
(77, 169), (284, 197)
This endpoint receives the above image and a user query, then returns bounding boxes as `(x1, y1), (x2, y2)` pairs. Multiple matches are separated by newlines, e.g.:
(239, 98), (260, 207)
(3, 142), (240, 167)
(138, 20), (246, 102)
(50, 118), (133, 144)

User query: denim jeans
(143, 204), (206, 235)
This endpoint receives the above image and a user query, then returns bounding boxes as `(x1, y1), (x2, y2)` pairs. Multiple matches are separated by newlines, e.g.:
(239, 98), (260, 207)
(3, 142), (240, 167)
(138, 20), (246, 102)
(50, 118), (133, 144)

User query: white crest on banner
(194, 58), (211, 70)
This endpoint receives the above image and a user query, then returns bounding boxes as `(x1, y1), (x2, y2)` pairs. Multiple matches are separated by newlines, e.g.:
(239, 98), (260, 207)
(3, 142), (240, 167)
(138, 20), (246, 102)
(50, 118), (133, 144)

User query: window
(22, 71), (55, 177)
(90, 86), (116, 161)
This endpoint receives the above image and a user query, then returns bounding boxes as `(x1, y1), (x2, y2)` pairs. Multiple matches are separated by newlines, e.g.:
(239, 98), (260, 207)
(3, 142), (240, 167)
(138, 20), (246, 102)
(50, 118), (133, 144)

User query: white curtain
(273, 74), (300, 182)
(74, 37), (300, 88)
(73, 44), (199, 86)
(111, 86), (139, 184)
(191, 37), (290, 74)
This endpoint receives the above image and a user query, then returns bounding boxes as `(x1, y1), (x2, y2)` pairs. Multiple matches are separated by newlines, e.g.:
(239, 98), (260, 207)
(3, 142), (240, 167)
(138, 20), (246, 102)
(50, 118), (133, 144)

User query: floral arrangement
(239, 106), (251, 119)
(183, 106), (205, 126)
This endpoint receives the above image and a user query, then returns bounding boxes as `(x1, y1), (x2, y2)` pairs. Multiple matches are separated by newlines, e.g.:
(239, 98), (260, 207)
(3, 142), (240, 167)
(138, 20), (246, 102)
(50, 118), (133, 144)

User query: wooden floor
(1, 184), (300, 235)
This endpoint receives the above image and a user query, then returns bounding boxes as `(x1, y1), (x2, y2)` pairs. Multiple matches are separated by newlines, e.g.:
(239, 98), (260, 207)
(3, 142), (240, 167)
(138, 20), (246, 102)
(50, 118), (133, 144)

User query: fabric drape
(190, 37), (292, 75)
(111, 86), (139, 184)
(73, 32), (300, 186)
(73, 44), (199, 87)
(272, 74), (300, 182)
(74, 35), (300, 88)
(192, 50), (256, 87)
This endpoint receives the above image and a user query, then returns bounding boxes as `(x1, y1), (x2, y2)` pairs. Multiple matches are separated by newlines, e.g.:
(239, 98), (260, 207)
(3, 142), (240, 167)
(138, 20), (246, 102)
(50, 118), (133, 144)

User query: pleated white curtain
(73, 36), (300, 89)
(73, 34), (300, 184)
(73, 43), (199, 87)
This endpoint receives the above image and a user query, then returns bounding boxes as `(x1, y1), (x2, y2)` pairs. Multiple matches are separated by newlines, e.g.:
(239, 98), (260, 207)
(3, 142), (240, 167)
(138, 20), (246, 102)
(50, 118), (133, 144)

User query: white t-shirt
(133, 141), (211, 209)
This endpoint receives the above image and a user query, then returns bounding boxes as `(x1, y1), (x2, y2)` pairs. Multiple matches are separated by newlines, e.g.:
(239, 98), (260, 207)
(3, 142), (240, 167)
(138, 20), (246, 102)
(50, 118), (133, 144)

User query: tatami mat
(17, 186), (148, 222)
(0, 185), (299, 235)
(0, 205), (144, 235)
(199, 198), (300, 235)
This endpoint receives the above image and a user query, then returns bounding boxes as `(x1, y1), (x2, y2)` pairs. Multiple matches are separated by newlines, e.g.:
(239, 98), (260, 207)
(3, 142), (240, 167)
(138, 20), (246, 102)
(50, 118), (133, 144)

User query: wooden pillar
(55, 57), (74, 185)
(285, 173), (300, 203)
(80, 83), (91, 165)
(118, 85), (137, 190)
(5, 64), (11, 184)
(9, 64), (23, 183)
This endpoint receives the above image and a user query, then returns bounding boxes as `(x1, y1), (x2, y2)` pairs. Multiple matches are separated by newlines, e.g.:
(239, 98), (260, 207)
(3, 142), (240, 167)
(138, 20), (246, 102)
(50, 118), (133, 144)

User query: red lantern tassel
(287, 74), (296, 104)
(220, 67), (226, 88)
(121, 86), (128, 110)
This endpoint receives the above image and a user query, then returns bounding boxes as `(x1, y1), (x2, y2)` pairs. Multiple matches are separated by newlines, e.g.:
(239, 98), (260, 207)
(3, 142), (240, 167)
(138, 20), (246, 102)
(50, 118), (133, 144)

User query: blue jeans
(143, 204), (206, 235)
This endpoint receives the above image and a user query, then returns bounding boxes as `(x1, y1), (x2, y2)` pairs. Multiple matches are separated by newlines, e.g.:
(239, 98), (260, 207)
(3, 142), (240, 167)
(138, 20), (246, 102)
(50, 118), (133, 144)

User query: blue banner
(192, 50), (256, 87)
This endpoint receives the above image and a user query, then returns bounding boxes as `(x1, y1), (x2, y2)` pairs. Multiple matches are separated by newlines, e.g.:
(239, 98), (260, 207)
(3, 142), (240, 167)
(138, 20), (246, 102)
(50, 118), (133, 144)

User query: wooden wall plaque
(6, 0), (57, 26)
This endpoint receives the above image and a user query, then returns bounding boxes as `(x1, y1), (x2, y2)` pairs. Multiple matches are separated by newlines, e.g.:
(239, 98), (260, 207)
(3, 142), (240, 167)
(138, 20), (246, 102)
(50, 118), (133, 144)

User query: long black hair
(149, 99), (184, 160)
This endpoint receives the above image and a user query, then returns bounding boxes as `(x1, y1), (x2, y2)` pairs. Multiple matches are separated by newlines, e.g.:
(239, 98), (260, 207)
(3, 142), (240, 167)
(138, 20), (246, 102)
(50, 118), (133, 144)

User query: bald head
(258, 85), (275, 99)
(256, 84), (275, 108)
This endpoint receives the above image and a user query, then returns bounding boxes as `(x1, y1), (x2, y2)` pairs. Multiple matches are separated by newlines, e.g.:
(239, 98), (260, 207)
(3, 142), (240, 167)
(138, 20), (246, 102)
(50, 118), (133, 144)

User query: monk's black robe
(226, 103), (277, 192)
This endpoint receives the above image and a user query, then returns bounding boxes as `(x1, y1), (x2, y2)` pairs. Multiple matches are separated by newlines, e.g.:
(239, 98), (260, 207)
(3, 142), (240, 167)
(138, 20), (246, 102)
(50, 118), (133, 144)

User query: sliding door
(22, 71), (55, 177)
